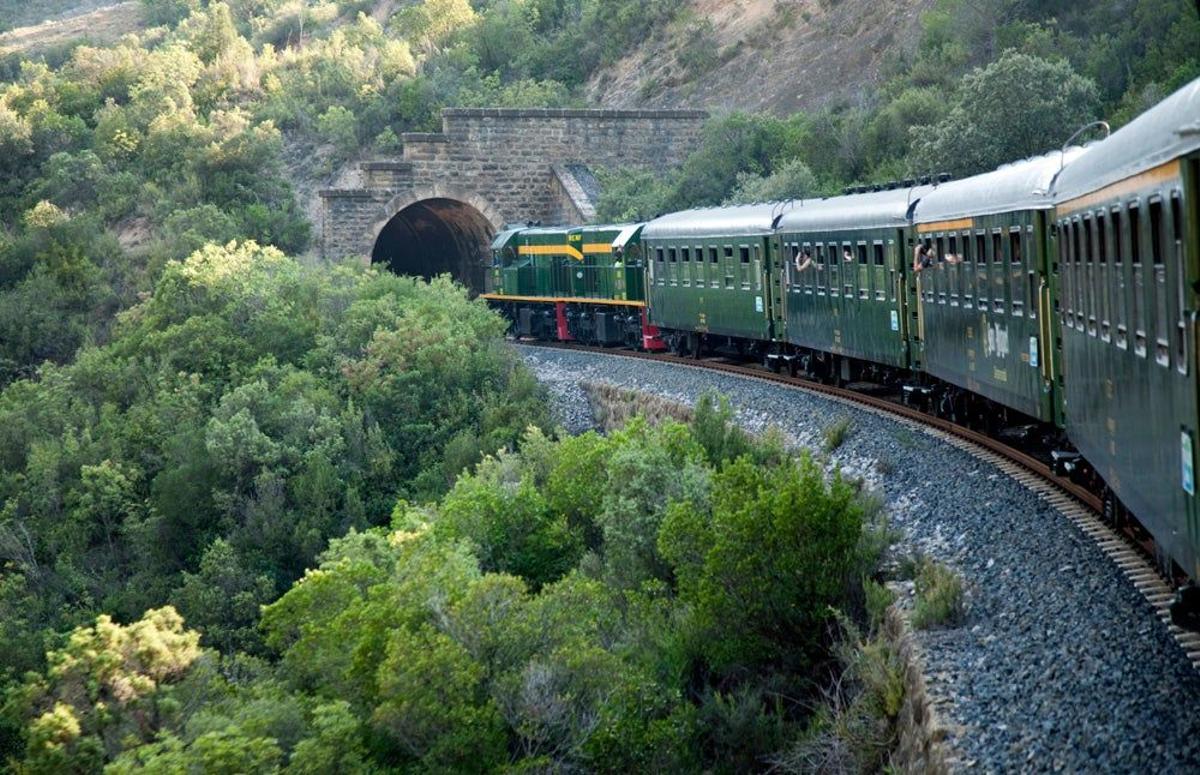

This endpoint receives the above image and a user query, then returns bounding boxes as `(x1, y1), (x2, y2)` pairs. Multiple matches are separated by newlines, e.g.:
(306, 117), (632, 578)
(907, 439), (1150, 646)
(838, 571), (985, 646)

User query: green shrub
(659, 453), (864, 673)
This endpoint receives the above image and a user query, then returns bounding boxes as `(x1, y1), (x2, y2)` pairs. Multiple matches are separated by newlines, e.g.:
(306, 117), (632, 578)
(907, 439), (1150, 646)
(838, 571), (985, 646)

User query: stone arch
(369, 186), (505, 292)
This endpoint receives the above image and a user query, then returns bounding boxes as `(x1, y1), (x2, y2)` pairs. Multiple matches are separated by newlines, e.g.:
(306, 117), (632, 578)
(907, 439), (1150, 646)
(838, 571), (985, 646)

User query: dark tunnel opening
(371, 198), (495, 292)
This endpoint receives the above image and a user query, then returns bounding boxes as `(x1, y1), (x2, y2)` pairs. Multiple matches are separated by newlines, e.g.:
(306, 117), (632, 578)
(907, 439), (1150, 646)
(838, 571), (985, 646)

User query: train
(481, 76), (1200, 621)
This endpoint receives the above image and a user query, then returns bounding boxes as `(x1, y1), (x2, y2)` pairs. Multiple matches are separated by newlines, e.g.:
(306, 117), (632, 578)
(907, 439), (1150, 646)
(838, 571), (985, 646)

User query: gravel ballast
(517, 344), (1200, 772)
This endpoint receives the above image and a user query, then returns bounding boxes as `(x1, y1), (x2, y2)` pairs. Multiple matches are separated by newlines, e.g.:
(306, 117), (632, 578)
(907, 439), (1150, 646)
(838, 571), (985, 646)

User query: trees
(0, 243), (551, 759)
(12, 607), (202, 773)
(910, 51), (1099, 177)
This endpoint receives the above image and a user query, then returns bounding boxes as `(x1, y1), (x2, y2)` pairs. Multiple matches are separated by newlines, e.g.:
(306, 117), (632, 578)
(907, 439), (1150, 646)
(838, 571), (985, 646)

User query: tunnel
(371, 198), (496, 292)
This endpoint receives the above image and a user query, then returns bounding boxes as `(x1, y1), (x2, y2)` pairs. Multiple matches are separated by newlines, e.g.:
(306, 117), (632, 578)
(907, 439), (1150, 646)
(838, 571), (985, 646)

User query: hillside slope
(0, 1), (141, 58)
(587, 0), (934, 114)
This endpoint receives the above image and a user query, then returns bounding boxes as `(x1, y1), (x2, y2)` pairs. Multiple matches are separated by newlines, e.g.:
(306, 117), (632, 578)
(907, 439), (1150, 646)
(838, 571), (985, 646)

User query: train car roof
(915, 148), (1089, 223)
(642, 203), (784, 239)
(490, 228), (523, 249)
(776, 186), (933, 233)
(1054, 76), (1200, 202)
(612, 223), (644, 248)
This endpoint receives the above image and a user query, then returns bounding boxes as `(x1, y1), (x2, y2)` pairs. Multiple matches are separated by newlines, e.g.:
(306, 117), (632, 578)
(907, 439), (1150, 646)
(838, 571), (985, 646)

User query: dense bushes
(0, 242), (549, 710)
(2, 390), (884, 772)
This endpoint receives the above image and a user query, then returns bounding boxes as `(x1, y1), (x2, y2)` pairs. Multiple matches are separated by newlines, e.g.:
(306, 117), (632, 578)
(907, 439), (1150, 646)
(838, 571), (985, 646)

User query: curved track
(523, 340), (1200, 670)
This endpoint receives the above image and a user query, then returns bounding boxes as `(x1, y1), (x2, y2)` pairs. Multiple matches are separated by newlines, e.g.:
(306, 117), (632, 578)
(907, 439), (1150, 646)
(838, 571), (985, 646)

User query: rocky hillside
(587, 0), (934, 114)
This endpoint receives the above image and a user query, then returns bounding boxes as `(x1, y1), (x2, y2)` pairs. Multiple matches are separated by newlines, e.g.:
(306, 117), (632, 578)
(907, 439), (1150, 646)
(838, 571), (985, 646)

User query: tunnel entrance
(371, 198), (496, 292)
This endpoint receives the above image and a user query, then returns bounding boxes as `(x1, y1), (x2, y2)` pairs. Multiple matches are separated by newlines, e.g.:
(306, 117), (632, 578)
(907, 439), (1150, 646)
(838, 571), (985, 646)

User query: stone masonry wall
(320, 108), (707, 262)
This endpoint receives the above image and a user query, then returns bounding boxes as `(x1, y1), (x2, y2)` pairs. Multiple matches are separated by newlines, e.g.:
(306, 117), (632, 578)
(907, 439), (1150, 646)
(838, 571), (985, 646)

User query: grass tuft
(822, 416), (853, 452)
(911, 557), (967, 629)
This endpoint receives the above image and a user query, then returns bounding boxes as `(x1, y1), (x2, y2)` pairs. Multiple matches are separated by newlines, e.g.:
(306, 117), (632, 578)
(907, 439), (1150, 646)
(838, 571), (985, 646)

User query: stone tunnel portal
(371, 198), (495, 292)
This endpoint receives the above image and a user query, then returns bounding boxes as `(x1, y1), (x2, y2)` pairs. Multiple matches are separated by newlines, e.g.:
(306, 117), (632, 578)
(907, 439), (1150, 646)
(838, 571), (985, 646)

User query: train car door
(766, 235), (787, 341)
(902, 229), (925, 370)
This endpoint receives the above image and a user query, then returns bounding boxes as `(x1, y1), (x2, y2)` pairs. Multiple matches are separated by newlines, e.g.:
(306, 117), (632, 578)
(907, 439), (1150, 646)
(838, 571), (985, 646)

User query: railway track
(522, 339), (1200, 670)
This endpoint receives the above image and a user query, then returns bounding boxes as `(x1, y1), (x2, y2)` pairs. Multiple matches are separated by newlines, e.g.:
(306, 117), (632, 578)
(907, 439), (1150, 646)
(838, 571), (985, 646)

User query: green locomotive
(483, 223), (663, 348)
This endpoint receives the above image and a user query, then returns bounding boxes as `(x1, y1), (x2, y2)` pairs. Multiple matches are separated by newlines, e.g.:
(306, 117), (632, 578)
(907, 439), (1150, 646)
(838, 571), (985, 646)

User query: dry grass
(0, 2), (142, 59)
(911, 557), (967, 629)
(582, 381), (692, 432)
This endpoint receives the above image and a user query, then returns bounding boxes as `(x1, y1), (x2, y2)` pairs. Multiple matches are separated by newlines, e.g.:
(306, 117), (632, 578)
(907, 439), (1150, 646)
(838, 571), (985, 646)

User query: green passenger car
(642, 204), (784, 349)
(914, 151), (1087, 424)
(777, 188), (930, 371)
(1052, 78), (1200, 578)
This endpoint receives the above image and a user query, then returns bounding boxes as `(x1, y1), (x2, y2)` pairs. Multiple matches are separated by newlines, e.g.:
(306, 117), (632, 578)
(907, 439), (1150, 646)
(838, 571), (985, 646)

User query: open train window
(1111, 208), (1127, 347)
(668, 248), (677, 262)
(856, 243), (867, 264)
(1129, 203), (1146, 356)
(709, 246), (719, 263)
(739, 246), (750, 264)
(1150, 197), (1169, 366)
(1173, 193), (1187, 374)
(1009, 229), (1022, 264)
(1097, 212), (1108, 262)
(975, 233), (986, 264)
(992, 231), (1004, 263)
(1086, 218), (1099, 335)
(873, 243), (885, 266)
(655, 247), (665, 263)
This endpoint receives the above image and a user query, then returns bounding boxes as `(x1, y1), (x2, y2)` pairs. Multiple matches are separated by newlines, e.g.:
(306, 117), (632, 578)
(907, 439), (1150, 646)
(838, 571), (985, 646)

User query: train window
(1058, 221), (1072, 326)
(1150, 198), (1169, 366)
(1078, 222), (1088, 329)
(739, 246), (750, 264)
(873, 243), (885, 266)
(1112, 208), (1123, 263)
(1173, 194), (1187, 374)
(975, 233), (986, 264)
(992, 231), (1004, 263)
(709, 246), (719, 263)
(724, 246), (735, 289)
(1027, 272), (1037, 320)
(1097, 213), (1108, 262)
(681, 247), (690, 262)
(1150, 198), (1165, 265)
(936, 237), (945, 261)
(753, 244), (762, 292)
(1130, 204), (1142, 265)
(1010, 228), (1024, 316)
(857, 243), (868, 264)
(668, 248), (677, 262)
(1112, 211), (1127, 346)
(1085, 217), (1099, 335)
